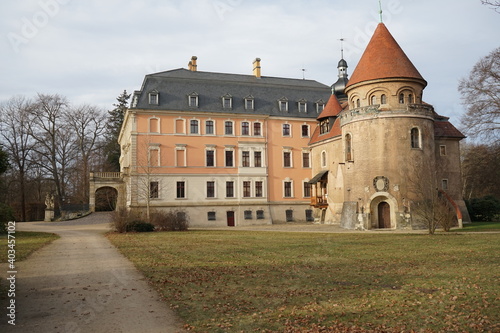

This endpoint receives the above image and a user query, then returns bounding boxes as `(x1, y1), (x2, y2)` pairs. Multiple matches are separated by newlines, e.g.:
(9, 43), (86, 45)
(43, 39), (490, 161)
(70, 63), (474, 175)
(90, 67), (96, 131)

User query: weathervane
(338, 36), (345, 59)
(301, 68), (307, 80)
(379, 0), (383, 23)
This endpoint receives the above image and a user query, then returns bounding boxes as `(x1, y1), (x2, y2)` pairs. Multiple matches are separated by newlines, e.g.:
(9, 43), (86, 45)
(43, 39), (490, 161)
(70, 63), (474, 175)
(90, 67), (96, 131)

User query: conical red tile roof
(346, 23), (426, 88)
(317, 94), (343, 120)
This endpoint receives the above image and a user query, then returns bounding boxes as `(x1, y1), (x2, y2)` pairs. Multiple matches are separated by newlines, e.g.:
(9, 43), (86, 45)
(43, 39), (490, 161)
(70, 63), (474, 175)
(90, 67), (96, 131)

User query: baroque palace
(90, 22), (470, 229)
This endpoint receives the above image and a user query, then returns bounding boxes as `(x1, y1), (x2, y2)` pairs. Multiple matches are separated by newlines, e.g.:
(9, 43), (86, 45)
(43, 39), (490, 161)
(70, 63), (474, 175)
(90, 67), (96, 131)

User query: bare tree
(64, 104), (107, 203)
(29, 94), (76, 215)
(481, 0), (500, 12)
(0, 96), (34, 221)
(461, 142), (500, 199)
(458, 47), (500, 144)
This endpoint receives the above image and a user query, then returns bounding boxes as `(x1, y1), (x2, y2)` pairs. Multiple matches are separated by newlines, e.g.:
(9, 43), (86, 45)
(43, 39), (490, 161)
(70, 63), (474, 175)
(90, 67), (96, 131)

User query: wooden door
(378, 202), (391, 228)
(227, 211), (235, 227)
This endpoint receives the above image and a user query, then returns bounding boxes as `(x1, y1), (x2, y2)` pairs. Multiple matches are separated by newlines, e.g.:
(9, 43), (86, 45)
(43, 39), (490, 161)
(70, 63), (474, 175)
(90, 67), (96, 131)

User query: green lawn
(0, 231), (59, 263)
(107, 231), (500, 332)
(451, 221), (500, 232)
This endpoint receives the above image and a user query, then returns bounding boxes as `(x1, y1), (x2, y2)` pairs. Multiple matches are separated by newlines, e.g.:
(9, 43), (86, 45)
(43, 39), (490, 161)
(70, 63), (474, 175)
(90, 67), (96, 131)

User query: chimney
(188, 56), (198, 71)
(253, 58), (261, 78)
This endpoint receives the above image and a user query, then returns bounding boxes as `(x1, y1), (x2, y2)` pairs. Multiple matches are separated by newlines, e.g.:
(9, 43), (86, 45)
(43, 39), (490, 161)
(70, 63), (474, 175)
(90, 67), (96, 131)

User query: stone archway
(89, 172), (124, 212)
(95, 187), (118, 211)
(369, 193), (398, 229)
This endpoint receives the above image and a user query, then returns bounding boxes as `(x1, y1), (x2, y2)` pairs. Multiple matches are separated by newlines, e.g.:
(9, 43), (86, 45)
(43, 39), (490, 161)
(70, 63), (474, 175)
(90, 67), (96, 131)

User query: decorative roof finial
(379, 0), (383, 23)
(339, 36), (345, 59)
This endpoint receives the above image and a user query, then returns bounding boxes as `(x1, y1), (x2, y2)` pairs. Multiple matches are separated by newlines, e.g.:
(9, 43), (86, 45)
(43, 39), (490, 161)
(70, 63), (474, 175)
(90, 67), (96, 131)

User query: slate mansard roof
(131, 68), (332, 118)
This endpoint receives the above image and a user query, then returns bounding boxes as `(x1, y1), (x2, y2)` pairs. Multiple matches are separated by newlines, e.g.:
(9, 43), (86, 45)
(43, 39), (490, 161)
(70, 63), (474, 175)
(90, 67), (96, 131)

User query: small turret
(331, 58), (349, 101)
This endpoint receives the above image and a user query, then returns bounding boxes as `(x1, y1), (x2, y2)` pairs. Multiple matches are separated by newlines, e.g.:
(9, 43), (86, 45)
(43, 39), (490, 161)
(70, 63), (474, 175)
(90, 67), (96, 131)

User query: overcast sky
(1, 0), (499, 124)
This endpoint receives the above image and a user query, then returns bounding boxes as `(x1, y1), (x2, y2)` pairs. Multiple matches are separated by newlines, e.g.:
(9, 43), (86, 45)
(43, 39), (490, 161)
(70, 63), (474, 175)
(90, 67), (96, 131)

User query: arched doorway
(95, 187), (118, 211)
(378, 202), (391, 228)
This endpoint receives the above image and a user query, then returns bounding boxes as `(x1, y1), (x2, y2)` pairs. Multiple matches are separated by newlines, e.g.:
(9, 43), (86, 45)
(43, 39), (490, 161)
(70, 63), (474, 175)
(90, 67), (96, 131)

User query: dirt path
(1, 213), (185, 333)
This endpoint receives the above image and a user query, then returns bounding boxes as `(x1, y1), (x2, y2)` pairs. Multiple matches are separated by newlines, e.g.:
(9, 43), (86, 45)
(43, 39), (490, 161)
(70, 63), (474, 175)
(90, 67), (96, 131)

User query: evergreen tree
(0, 146), (8, 175)
(105, 90), (130, 171)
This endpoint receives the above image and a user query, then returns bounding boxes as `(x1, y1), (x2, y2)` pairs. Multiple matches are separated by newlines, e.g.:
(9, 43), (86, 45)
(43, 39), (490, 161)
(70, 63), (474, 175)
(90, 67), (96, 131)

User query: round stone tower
(341, 23), (436, 230)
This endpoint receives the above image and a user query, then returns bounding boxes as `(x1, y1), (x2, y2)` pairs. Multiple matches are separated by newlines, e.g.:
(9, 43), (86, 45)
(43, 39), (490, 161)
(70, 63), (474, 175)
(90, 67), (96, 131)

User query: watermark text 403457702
(6, 221), (17, 326)
(6, 0), (72, 53)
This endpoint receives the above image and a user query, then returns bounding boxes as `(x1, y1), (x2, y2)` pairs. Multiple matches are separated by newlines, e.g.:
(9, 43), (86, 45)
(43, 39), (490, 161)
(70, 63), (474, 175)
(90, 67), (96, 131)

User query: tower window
(345, 133), (353, 161)
(371, 95), (376, 105)
(356, 99), (361, 108)
(399, 93), (405, 104)
(411, 127), (421, 149)
(381, 94), (387, 104)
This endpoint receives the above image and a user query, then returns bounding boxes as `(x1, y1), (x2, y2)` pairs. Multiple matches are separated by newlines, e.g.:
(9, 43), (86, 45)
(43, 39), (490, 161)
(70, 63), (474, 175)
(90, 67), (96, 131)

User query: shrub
(125, 220), (155, 232)
(0, 203), (15, 234)
(151, 210), (189, 231)
(467, 196), (500, 221)
(111, 209), (153, 233)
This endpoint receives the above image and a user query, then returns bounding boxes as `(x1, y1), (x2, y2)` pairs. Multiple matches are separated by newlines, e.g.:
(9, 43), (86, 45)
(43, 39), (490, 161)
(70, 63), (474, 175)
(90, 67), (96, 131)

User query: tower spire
(339, 36), (345, 60)
(379, 0), (383, 23)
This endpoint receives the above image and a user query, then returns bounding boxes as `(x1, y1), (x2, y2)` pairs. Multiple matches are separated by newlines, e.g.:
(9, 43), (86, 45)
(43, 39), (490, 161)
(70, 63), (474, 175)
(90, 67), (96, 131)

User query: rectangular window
(206, 150), (215, 167)
(243, 181), (251, 197)
(225, 150), (234, 167)
(306, 209), (314, 221)
(440, 145), (447, 156)
(256, 210), (264, 219)
(254, 123), (262, 136)
(282, 124), (291, 136)
(442, 179), (449, 190)
(189, 95), (198, 107)
(286, 209), (293, 222)
(149, 148), (159, 167)
(302, 152), (310, 168)
(207, 181), (215, 198)
(303, 182), (311, 198)
(301, 125), (309, 137)
(254, 151), (262, 167)
(255, 181), (263, 197)
(245, 99), (254, 110)
(284, 181), (292, 198)
(225, 121), (233, 135)
(190, 120), (199, 134)
(283, 152), (291, 167)
(150, 181), (159, 199)
(241, 122), (250, 136)
(223, 97), (232, 109)
(226, 181), (234, 198)
(280, 101), (288, 112)
(176, 181), (185, 199)
(207, 212), (216, 221)
(299, 102), (307, 113)
(242, 151), (250, 167)
(205, 120), (214, 135)
(244, 210), (252, 219)
(176, 149), (186, 167)
(149, 93), (158, 105)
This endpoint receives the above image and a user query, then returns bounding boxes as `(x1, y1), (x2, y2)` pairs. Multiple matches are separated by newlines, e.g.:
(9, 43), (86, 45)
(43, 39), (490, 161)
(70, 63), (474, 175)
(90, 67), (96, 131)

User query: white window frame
(283, 179), (294, 198)
(148, 91), (159, 105)
(282, 123), (291, 137)
(188, 93), (199, 107)
(245, 96), (254, 110)
(175, 144), (187, 167)
(189, 119), (200, 135)
(298, 99), (307, 113)
(205, 145), (216, 167)
(149, 116), (160, 133)
(283, 148), (293, 168)
(222, 94), (232, 109)
(148, 145), (161, 167)
(224, 120), (234, 136)
(206, 180), (216, 198)
(205, 119), (215, 135)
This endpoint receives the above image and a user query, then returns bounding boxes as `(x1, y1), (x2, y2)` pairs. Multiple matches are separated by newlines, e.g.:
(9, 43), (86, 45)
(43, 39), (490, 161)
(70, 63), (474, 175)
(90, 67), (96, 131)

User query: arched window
(399, 93), (405, 104)
(321, 151), (327, 168)
(356, 99), (361, 108)
(345, 133), (353, 161)
(408, 94), (414, 104)
(371, 95), (376, 105)
(381, 94), (387, 104)
(411, 127), (421, 149)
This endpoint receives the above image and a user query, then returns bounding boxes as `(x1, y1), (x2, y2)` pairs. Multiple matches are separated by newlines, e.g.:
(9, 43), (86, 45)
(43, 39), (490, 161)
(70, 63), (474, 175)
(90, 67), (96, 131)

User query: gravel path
(1, 212), (185, 333)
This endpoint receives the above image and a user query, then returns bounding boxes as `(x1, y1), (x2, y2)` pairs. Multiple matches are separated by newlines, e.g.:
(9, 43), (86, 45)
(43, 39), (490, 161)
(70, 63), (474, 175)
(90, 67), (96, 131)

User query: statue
(45, 193), (54, 210)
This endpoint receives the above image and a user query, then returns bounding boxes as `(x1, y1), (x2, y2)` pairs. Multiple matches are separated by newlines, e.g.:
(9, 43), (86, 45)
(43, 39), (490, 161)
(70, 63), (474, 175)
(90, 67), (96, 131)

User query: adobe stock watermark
(343, 0), (404, 60)
(7, 0), (72, 53)
(212, 0), (244, 21)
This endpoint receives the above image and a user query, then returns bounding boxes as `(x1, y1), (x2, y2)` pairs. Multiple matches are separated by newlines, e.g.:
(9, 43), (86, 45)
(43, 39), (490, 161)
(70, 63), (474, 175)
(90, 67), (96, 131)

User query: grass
(450, 221), (500, 232)
(0, 231), (59, 302)
(0, 231), (59, 263)
(107, 231), (500, 332)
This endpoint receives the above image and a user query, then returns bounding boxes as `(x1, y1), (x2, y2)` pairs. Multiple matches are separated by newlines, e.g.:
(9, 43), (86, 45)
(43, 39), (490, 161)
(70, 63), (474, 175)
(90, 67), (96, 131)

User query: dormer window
(149, 90), (159, 105)
(222, 94), (232, 109)
(298, 99), (307, 113)
(320, 119), (329, 135)
(278, 97), (288, 112)
(315, 100), (325, 113)
(188, 92), (199, 107)
(244, 95), (254, 110)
